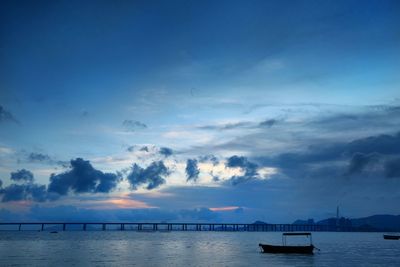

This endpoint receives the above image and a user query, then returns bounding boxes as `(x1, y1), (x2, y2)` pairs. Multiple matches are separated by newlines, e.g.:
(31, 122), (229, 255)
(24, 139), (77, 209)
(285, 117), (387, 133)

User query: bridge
(0, 222), (354, 232)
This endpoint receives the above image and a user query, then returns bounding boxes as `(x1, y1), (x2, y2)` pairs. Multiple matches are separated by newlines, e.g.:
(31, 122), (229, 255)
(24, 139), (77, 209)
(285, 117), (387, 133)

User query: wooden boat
(383, 234), (400, 240)
(259, 232), (316, 254)
(259, 243), (315, 254)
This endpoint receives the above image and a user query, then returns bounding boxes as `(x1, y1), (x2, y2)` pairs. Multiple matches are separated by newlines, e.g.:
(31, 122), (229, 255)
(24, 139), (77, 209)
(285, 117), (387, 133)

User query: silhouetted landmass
(292, 219), (315, 225)
(318, 217), (352, 228)
(252, 220), (268, 224)
(293, 214), (400, 232)
(351, 215), (400, 231)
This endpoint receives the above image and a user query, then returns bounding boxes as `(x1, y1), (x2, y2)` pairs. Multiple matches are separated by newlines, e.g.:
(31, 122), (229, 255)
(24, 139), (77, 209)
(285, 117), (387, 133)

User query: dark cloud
(346, 152), (381, 175)
(0, 183), (48, 202)
(1, 184), (28, 202)
(48, 158), (121, 195)
(127, 145), (156, 153)
(199, 154), (219, 165)
(384, 157), (400, 178)
(307, 106), (400, 134)
(346, 132), (400, 155)
(126, 161), (169, 190)
(0, 169), (57, 202)
(122, 120), (147, 131)
(226, 155), (259, 185)
(139, 146), (149, 152)
(28, 152), (51, 163)
(200, 105), (400, 160)
(226, 156), (258, 176)
(250, 130), (400, 214)
(196, 118), (281, 135)
(258, 132), (400, 171)
(259, 119), (278, 127)
(314, 114), (359, 125)
(10, 169), (34, 182)
(0, 105), (18, 124)
(185, 159), (200, 182)
(221, 122), (251, 130)
(262, 146), (341, 171)
(20, 152), (68, 167)
(159, 147), (173, 157)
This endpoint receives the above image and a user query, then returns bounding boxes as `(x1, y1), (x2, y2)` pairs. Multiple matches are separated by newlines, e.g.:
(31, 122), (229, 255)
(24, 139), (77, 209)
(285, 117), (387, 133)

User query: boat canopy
(283, 232), (311, 236)
(282, 232), (312, 245)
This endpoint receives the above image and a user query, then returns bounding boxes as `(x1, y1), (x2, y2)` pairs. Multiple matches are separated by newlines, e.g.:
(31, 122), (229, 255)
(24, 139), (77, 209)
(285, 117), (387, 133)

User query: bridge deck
(0, 222), (353, 232)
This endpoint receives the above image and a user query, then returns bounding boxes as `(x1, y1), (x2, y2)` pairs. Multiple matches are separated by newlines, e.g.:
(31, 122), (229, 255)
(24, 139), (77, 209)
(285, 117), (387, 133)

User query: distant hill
(293, 214), (400, 232)
(293, 219), (315, 225)
(351, 214), (400, 231)
(252, 220), (267, 224)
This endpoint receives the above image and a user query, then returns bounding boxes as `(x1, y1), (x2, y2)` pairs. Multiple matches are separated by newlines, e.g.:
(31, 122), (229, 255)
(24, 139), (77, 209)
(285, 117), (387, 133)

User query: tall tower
(336, 206), (339, 220)
(336, 206), (340, 228)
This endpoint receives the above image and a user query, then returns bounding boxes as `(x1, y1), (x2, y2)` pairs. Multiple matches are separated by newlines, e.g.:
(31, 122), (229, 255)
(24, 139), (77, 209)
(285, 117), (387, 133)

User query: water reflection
(0, 232), (399, 266)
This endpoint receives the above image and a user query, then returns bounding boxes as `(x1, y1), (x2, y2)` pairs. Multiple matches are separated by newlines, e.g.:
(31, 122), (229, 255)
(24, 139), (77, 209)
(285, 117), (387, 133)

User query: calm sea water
(0, 231), (399, 266)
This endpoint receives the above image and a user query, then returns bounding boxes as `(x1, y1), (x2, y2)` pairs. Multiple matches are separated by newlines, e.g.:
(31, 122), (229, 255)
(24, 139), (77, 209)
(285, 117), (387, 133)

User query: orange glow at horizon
(99, 198), (155, 209)
(209, 206), (241, 212)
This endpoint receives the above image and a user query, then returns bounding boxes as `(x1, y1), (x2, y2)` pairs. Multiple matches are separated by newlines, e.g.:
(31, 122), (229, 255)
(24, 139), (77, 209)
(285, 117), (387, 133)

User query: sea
(0, 231), (399, 266)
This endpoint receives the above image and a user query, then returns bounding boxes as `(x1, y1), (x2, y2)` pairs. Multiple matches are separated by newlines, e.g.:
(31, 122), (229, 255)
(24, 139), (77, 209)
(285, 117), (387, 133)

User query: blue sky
(0, 0), (400, 223)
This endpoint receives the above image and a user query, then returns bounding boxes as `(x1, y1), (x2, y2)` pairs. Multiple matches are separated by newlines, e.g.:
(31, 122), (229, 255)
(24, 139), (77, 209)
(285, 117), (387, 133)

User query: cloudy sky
(1, 0), (399, 223)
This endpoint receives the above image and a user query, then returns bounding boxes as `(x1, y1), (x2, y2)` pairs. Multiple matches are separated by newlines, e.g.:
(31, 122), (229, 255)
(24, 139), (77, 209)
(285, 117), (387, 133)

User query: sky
(0, 0), (399, 223)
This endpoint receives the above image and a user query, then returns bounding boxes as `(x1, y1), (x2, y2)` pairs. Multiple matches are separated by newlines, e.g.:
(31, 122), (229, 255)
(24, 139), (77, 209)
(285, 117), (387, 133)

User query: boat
(383, 234), (400, 240)
(259, 232), (316, 254)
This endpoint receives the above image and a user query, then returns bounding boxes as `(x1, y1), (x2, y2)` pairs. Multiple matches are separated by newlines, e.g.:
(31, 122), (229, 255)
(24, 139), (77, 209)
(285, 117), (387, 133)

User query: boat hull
(383, 235), (400, 240)
(259, 244), (314, 254)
